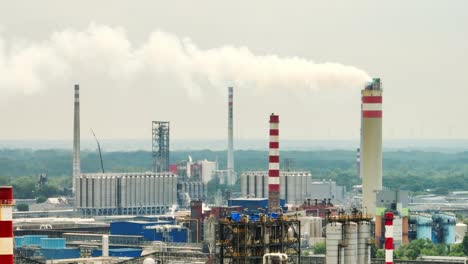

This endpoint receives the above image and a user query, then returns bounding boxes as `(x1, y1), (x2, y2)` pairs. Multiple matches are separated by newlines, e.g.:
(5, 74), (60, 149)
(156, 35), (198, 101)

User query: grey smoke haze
(0, 24), (370, 98)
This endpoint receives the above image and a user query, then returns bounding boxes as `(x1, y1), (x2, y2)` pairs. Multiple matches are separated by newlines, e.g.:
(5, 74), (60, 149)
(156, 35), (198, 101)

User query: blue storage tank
(40, 238), (66, 249)
(40, 248), (80, 260)
(14, 236), (24, 248)
(91, 248), (142, 258)
(432, 213), (456, 244)
(23, 235), (48, 246)
(410, 213), (432, 240)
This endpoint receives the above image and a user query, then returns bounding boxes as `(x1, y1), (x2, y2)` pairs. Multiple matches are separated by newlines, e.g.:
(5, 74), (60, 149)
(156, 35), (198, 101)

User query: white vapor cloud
(0, 23), (370, 98)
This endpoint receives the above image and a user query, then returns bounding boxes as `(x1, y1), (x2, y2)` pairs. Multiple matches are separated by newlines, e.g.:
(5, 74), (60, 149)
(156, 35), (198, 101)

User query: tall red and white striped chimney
(0, 186), (14, 264)
(268, 114), (280, 212)
(385, 211), (394, 264)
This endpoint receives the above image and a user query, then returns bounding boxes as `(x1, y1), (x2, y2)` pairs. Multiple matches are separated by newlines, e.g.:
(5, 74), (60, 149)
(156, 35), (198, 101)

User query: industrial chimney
(73, 84), (80, 196)
(227, 87), (235, 185)
(361, 78), (382, 216)
(0, 186), (14, 264)
(268, 114), (280, 212)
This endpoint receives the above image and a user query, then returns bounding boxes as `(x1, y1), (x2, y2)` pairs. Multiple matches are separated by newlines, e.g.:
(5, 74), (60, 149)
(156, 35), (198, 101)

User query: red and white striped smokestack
(385, 211), (394, 264)
(268, 114), (280, 212)
(0, 186), (14, 264)
(361, 78), (382, 216)
(227, 87), (234, 185)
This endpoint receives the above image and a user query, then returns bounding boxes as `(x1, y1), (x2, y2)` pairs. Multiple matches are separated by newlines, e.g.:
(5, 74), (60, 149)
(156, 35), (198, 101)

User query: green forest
(1, 148), (468, 199)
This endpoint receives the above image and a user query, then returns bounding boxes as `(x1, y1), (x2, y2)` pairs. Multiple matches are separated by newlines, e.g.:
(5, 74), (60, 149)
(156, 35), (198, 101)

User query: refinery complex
(2, 78), (468, 264)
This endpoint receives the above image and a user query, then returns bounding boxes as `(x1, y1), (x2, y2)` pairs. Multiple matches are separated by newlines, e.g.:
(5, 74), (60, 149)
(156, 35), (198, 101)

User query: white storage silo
(326, 223), (343, 264)
(344, 222), (358, 264)
(357, 222), (371, 264)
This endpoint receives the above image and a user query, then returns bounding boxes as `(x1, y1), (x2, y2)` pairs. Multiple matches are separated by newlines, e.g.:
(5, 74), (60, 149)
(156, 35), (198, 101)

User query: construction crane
(91, 128), (105, 173)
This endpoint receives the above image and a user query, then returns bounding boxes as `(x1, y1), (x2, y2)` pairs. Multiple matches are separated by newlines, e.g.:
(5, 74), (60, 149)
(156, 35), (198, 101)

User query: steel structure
(216, 215), (301, 264)
(152, 121), (170, 173)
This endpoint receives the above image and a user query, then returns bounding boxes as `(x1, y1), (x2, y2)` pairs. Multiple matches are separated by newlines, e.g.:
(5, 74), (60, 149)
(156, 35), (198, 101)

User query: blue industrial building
(110, 221), (188, 242)
(228, 198), (286, 213)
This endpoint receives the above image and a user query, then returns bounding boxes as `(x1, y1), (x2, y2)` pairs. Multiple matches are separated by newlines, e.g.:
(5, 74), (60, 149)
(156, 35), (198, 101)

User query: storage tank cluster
(77, 172), (177, 215)
(408, 212), (457, 244)
(240, 170), (312, 204)
(326, 221), (371, 264)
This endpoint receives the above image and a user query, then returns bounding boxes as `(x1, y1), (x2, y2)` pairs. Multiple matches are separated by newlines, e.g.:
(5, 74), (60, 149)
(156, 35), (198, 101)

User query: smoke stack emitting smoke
(0, 24), (370, 97)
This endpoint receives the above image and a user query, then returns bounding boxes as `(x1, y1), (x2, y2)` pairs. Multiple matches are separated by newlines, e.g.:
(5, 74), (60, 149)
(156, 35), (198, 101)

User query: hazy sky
(0, 1), (467, 141)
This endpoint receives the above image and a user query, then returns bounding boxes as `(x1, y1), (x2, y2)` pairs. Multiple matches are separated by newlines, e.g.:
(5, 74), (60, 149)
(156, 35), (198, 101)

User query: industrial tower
(268, 113), (280, 212)
(227, 87), (235, 185)
(361, 78), (383, 216)
(152, 121), (170, 173)
(73, 84), (80, 196)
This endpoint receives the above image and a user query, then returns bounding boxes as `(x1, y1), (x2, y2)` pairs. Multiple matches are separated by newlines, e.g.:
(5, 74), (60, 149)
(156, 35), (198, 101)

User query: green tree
(462, 236), (468, 255)
(312, 242), (326, 254)
(16, 204), (29, 211)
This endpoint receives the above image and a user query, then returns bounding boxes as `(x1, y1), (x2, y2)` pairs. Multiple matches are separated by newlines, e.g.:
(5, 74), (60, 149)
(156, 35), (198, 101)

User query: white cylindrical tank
(344, 222), (358, 264)
(241, 173), (247, 197)
(280, 173), (286, 201)
(287, 175), (295, 204)
(357, 222), (371, 264)
(256, 174), (263, 198)
(249, 174), (256, 197)
(326, 223), (343, 264)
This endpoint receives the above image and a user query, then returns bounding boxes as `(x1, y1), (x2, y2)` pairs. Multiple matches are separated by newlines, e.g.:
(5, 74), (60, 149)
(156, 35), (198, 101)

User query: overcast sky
(0, 1), (467, 141)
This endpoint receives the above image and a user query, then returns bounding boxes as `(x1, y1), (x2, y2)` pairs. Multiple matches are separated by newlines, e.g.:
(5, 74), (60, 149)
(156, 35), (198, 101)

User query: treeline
(1, 149), (468, 199)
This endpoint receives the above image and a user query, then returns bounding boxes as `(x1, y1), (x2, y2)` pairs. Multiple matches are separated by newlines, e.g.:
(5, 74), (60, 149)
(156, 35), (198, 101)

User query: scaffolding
(152, 121), (170, 173)
(216, 215), (301, 264)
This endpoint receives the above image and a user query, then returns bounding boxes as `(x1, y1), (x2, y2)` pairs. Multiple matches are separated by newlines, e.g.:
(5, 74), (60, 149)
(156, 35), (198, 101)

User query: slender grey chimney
(73, 84), (80, 196)
(227, 87), (234, 185)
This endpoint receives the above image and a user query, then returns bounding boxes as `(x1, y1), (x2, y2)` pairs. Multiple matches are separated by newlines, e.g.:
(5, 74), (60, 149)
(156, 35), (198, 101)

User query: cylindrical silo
(279, 173), (285, 201)
(361, 78), (383, 216)
(249, 174), (256, 197)
(241, 173), (247, 197)
(287, 175), (295, 204)
(344, 222), (358, 264)
(121, 176), (127, 208)
(326, 223), (342, 264)
(357, 222), (371, 264)
(256, 174), (263, 198)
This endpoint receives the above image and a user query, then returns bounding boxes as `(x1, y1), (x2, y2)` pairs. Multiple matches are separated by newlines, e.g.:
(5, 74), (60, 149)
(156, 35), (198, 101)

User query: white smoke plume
(0, 24), (370, 97)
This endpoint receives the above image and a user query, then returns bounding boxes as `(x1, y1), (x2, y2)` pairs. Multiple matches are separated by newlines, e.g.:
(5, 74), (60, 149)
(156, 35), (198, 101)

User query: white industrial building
(241, 171), (312, 204)
(77, 172), (178, 216)
(241, 171), (346, 205)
